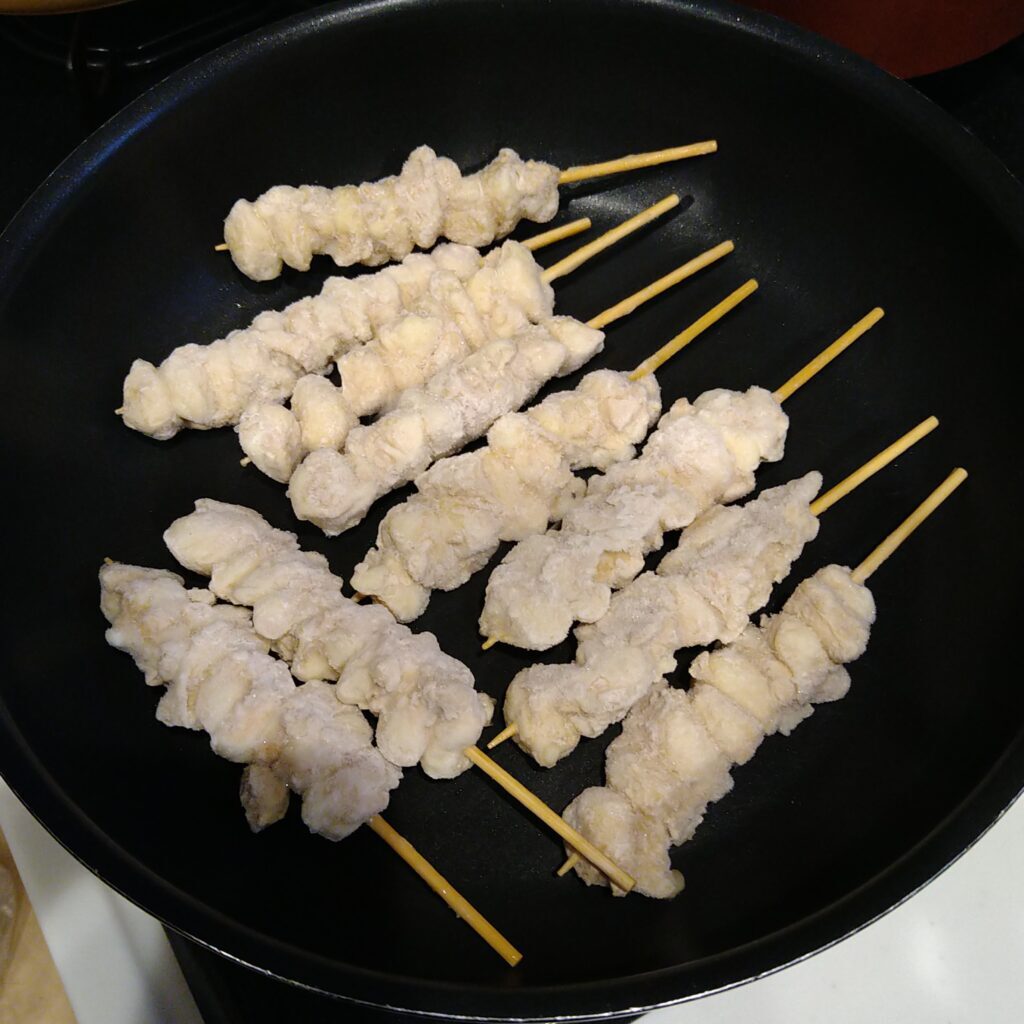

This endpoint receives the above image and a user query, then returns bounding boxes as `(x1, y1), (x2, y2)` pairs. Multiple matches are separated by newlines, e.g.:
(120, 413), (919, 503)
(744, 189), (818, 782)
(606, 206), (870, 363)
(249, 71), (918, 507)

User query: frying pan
(0, 0), (1022, 1019)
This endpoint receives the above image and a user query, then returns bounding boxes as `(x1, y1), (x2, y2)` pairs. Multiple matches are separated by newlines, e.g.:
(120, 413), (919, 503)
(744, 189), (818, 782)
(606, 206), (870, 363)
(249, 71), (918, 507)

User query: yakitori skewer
(99, 561), (521, 964)
(238, 197), (681, 482)
(350, 241), (736, 621)
(287, 226), (733, 539)
(215, 214), (593, 253)
(489, 414), (937, 760)
(556, 468), (967, 897)
(121, 215), (622, 443)
(163, 500), (635, 892)
(219, 141), (716, 281)
(479, 307), (884, 653)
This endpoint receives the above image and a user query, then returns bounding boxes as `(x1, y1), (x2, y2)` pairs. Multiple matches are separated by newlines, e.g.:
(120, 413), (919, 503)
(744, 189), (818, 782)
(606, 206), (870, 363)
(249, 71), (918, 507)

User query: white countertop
(1, 778), (1021, 1023)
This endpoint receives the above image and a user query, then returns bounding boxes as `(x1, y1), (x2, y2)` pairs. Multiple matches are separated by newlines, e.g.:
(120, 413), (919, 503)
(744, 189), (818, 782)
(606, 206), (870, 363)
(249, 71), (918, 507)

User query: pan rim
(1, 0), (1023, 1017)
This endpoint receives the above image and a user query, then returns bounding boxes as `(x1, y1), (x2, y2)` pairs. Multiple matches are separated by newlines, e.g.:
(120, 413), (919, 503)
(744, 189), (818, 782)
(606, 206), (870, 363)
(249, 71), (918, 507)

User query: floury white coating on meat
(480, 386), (789, 650)
(350, 371), (661, 621)
(119, 242), (479, 439)
(164, 499), (493, 778)
(562, 788), (682, 899)
(288, 317), (605, 535)
(223, 145), (560, 282)
(235, 241), (556, 483)
(563, 565), (876, 898)
(237, 403), (303, 483)
(501, 474), (822, 767)
(99, 563), (400, 840)
(339, 243), (555, 417)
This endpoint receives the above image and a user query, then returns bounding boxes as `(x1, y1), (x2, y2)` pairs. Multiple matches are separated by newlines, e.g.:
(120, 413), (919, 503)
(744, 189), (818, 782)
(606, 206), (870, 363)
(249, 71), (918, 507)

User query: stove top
(0, 5), (1020, 1022)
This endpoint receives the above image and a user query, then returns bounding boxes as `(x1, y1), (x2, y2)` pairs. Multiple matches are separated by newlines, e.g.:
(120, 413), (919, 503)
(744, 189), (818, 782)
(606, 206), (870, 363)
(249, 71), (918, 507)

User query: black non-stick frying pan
(1, 0), (1022, 1019)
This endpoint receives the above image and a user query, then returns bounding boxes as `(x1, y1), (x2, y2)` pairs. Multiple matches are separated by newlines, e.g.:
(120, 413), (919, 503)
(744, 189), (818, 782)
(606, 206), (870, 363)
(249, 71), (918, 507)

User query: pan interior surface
(0, 0), (1022, 1017)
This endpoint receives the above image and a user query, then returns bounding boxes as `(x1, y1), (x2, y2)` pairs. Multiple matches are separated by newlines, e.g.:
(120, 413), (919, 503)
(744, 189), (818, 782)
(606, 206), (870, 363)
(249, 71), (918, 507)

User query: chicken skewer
(219, 141), (716, 281)
(163, 500), (635, 892)
(557, 468), (967, 897)
(238, 197), (680, 482)
(287, 241), (733, 537)
(479, 308), (884, 652)
(98, 561), (521, 965)
(490, 416), (937, 770)
(214, 214), (592, 255)
(349, 243), (737, 621)
(119, 207), (644, 443)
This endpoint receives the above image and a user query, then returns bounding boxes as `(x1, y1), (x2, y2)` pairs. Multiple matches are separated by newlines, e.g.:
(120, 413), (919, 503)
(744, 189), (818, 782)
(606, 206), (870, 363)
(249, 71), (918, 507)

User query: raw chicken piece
(223, 146), (559, 282)
(164, 499), (492, 778)
(242, 241), (558, 483)
(562, 787), (682, 899)
(350, 371), (660, 620)
(119, 242), (478, 439)
(500, 473), (822, 766)
(100, 563), (400, 840)
(288, 317), (604, 534)
(564, 565), (875, 898)
(481, 387), (789, 650)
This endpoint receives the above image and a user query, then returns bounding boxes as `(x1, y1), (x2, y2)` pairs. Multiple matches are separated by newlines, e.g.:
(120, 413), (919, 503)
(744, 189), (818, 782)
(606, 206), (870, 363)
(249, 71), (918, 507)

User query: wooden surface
(0, 827), (76, 1024)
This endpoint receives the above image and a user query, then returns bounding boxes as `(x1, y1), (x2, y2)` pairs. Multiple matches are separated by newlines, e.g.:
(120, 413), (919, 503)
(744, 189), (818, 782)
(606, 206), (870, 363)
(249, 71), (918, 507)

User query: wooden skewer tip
(522, 217), (593, 251)
(809, 414), (940, 517)
(367, 815), (522, 966)
(463, 746), (635, 893)
(481, 636), (499, 650)
(586, 238), (735, 332)
(628, 277), (758, 380)
(773, 307), (885, 403)
(214, 243), (229, 251)
(852, 467), (967, 584)
(542, 193), (679, 284)
(558, 141), (718, 185)
(557, 853), (581, 877)
(487, 723), (518, 749)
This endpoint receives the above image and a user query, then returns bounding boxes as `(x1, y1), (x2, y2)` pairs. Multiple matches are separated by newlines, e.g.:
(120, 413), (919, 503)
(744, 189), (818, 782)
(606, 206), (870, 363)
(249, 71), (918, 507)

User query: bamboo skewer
(462, 747), (635, 893)
(556, 459), (964, 879)
(628, 278), (758, 380)
(589, 240), (734, 330)
(542, 195), (679, 283)
(852, 468), (967, 583)
(520, 216), (592, 250)
(488, 722), (517, 748)
(773, 308), (884, 402)
(810, 416), (938, 516)
(368, 815), (522, 966)
(558, 141), (718, 184)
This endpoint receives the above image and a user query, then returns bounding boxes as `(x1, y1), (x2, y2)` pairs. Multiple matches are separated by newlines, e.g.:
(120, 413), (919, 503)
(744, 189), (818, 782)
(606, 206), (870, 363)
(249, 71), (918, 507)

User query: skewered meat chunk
(563, 564), (876, 898)
(562, 788), (682, 899)
(288, 317), (605, 534)
(236, 241), (556, 481)
(119, 242), (480, 439)
(502, 474), (823, 767)
(481, 386), (788, 650)
(223, 146), (559, 281)
(100, 563), (401, 840)
(164, 499), (493, 778)
(350, 371), (661, 620)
